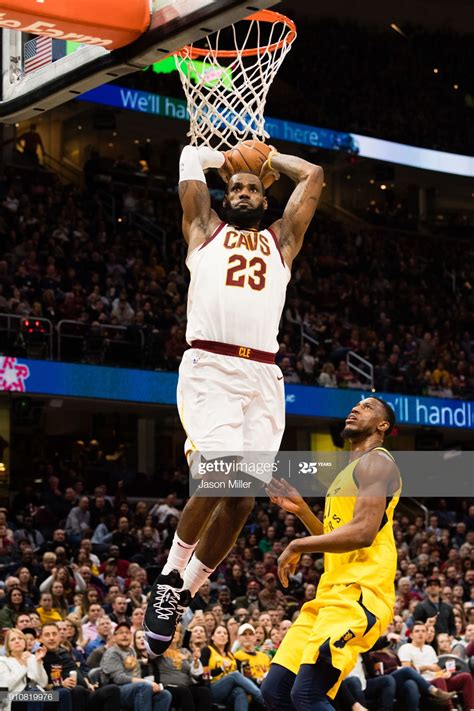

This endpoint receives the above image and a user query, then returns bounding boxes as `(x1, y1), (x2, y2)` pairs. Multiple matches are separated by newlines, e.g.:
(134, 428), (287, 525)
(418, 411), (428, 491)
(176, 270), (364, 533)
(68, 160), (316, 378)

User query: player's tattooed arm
(179, 180), (220, 248)
(266, 153), (324, 268)
(178, 145), (222, 248)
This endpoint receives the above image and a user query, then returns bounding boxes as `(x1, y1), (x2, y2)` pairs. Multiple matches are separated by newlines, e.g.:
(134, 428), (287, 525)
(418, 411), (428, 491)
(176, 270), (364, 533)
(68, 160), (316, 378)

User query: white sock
(162, 534), (198, 576)
(182, 555), (215, 596)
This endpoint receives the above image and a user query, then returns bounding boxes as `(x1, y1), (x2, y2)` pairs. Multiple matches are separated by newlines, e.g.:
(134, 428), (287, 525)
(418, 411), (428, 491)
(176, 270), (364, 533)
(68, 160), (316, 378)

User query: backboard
(0, 0), (276, 123)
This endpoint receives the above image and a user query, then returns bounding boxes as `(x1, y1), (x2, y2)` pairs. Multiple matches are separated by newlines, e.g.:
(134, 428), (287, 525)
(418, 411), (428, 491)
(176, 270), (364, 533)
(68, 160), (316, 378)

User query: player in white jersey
(144, 143), (324, 656)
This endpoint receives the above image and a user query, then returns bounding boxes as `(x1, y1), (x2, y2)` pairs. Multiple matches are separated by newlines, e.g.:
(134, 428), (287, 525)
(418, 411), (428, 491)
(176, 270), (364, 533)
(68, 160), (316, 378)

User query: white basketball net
(174, 11), (296, 150)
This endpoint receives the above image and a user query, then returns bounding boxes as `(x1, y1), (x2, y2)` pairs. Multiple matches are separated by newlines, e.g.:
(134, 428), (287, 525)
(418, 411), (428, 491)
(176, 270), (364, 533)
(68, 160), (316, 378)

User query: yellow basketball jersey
(320, 447), (401, 612)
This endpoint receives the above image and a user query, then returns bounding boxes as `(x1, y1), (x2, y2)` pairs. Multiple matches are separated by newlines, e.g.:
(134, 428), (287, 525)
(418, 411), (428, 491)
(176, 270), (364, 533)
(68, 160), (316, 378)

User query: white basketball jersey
(185, 222), (291, 352)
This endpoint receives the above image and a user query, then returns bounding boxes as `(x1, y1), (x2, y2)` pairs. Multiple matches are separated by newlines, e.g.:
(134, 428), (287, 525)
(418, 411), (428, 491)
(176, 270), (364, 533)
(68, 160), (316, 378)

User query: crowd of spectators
(0, 477), (474, 710)
(270, 18), (473, 155)
(1, 170), (472, 398)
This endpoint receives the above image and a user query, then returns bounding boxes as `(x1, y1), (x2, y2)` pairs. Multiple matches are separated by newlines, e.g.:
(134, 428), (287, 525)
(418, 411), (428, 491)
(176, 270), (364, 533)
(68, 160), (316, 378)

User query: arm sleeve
(27, 658), (49, 688)
(179, 146), (224, 184)
(39, 575), (54, 593)
(0, 658), (27, 690)
(200, 647), (211, 666)
(369, 636), (390, 652)
(397, 645), (412, 664)
(73, 572), (87, 592)
(151, 659), (161, 683)
(65, 510), (76, 533)
(86, 648), (104, 669)
(100, 649), (134, 686)
(448, 608), (456, 636)
(190, 661), (204, 676)
(412, 603), (426, 623)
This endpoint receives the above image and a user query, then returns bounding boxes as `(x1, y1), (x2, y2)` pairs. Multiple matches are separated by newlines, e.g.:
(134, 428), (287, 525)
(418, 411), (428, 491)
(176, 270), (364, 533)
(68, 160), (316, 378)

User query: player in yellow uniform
(261, 396), (401, 710)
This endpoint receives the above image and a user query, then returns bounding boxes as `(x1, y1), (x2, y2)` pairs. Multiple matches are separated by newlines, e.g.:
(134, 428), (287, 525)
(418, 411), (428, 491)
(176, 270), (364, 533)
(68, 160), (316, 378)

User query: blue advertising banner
(284, 384), (474, 430)
(77, 85), (474, 177)
(0, 357), (472, 430)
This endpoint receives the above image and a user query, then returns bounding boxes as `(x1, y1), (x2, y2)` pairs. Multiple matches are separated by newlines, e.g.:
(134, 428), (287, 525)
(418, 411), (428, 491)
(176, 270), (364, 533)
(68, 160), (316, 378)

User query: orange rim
(176, 9), (296, 60)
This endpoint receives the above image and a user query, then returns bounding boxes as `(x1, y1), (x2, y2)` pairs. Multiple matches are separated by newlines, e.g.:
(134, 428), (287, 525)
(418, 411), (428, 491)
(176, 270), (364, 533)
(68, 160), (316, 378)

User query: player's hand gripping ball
(219, 139), (280, 190)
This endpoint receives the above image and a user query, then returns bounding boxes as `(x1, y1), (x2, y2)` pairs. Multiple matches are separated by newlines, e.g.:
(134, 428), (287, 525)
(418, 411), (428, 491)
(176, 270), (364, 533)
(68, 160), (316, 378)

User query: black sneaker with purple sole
(143, 569), (191, 656)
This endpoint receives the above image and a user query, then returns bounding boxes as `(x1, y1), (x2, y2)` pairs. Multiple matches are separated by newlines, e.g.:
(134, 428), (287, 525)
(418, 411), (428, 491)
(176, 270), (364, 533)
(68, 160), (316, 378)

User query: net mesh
(174, 11), (296, 150)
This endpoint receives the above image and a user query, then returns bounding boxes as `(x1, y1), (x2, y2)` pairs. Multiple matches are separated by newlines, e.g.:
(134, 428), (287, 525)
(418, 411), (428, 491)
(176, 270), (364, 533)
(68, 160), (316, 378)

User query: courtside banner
(0, 0), (150, 48)
(78, 85), (474, 177)
(0, 357), (472, 430)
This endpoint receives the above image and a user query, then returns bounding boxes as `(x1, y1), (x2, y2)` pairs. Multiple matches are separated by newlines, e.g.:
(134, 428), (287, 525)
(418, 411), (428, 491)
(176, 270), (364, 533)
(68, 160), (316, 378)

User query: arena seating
(1, 170), (472, 399)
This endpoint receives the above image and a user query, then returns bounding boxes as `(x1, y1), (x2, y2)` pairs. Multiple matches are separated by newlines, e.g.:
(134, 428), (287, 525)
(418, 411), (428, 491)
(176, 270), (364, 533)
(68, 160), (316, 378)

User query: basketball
(224, 140), (277, 189)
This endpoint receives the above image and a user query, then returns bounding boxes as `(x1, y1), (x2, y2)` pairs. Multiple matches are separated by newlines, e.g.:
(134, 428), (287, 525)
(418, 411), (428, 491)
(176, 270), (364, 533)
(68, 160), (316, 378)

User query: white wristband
(179, 145), (205, 183)
(179, 145), (225, 183)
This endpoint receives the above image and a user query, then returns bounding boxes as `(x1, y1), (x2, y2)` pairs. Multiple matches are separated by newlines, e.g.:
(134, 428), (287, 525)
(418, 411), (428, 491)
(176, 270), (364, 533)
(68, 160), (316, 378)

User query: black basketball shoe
(143, 569), (191, 656)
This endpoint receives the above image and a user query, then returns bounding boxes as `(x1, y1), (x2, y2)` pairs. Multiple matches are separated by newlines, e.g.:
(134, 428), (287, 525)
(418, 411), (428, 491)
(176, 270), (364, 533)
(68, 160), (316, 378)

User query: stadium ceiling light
(433, 68), (439, 74)
(390, 23), (407, 38)
(380, 184), (387, 190)
(453, 84), (459, 90)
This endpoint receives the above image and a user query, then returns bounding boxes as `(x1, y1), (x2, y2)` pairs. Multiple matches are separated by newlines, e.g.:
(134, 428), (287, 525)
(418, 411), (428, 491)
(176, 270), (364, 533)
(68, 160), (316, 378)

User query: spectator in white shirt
(398, 621), (474, 707)
(0, 628), (48, 711)
(399, 622), (446, 681)
(150, 493), (180, 525)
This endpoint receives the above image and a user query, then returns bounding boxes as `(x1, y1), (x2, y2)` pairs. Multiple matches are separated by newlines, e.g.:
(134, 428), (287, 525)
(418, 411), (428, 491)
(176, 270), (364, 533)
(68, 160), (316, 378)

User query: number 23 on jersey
(225, 255), (266, 291)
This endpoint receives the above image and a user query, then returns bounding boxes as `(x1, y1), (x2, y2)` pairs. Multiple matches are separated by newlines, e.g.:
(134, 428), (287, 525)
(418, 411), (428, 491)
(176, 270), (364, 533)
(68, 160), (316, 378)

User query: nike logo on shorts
(277, 375), (283, 380)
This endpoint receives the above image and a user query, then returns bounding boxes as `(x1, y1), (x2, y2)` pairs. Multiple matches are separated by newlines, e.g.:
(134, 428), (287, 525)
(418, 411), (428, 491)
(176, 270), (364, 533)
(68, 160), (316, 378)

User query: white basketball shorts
(177, 348), (285, 483)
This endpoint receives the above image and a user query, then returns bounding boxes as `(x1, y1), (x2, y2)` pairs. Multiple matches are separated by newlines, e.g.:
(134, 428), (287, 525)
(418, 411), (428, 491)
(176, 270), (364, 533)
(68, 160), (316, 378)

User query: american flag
(24, 36), (53, 74)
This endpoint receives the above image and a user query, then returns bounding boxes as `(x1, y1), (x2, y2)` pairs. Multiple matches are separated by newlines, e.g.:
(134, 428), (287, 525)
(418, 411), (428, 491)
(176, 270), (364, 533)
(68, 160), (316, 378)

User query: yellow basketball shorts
(272, 583), (393, 700)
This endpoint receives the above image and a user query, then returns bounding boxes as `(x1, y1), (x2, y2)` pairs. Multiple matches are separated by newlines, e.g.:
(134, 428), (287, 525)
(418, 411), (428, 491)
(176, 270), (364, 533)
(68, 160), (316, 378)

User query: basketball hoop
(174, 9), (297, 150)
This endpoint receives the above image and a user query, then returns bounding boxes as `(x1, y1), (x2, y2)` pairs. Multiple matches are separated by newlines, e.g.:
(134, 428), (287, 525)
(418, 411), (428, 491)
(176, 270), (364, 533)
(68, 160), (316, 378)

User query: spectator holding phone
(0, 628), (48, 710)
(412, 578), (456, 636)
